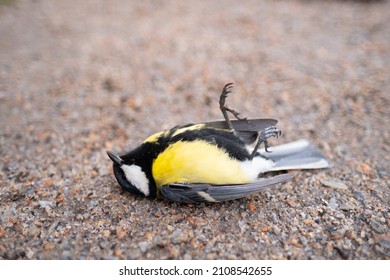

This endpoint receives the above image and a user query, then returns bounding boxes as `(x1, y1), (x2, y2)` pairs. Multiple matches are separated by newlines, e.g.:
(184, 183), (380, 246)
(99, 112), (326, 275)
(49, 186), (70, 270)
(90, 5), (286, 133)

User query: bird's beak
(107, 151), (124, 165)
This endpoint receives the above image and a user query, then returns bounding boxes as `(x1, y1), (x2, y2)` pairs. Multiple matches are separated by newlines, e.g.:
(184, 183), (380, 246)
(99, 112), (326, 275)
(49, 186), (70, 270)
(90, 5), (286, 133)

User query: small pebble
(369, 219), (386, 234)
(238, 220), (247, 232)
(38, 200), (56, 209)
(167, 225), (174, 232)
(339, 203), (355, 211)
(26, 248), (34, 259)
(138, 241), (148, 253)
(376, 240), (390, 257)
(328, 197), (339, 210)
(324, 225), (338, 232)
(353, 191), (365, 202)
(320, 179), (348, 190)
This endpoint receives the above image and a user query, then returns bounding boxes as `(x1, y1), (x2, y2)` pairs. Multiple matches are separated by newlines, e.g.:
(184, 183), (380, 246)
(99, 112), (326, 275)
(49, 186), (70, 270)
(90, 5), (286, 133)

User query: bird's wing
(204, 118), (278, 144)
(160, 173), (295, 203)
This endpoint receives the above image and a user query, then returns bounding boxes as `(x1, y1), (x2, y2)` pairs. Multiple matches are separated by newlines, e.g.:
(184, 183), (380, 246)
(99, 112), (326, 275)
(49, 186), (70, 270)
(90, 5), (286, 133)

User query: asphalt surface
(0, 0), (389, 259)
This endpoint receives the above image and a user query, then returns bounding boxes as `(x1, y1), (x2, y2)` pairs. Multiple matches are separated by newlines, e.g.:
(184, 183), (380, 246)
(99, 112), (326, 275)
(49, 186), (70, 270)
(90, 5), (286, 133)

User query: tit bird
(107, 83), (331, 203)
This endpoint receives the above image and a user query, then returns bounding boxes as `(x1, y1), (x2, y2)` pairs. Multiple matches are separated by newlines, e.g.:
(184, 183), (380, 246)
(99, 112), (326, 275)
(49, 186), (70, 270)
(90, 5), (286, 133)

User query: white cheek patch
(121, 164), (150, 196)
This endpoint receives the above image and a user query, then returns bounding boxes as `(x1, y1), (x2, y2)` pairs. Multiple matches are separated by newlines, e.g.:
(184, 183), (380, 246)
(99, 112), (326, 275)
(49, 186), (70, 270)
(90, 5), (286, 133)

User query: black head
(107, 151), (151, 197)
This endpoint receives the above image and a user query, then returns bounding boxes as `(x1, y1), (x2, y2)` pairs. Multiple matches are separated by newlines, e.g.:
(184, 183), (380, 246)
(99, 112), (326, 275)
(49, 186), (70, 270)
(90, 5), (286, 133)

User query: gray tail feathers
(262, 139), (332, 171)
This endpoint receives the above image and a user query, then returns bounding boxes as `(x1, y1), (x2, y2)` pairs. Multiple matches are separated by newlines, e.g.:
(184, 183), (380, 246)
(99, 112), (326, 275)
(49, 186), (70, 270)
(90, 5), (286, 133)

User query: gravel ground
(0, 0), (389, 260)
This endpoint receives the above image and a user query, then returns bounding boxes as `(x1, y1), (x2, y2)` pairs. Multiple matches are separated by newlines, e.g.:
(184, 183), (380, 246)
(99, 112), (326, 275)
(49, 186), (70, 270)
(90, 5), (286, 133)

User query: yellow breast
(152, 140), (251, 187)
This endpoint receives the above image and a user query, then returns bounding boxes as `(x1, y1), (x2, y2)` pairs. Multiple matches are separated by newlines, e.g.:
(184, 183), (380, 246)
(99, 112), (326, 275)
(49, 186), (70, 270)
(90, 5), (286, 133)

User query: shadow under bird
(107, 83), (331, 203)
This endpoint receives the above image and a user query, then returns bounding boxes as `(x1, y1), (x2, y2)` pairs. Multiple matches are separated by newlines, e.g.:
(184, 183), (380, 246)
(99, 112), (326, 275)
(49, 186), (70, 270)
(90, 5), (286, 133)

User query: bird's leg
(219, 83), (247, 131)
(249, 126), (281, 160)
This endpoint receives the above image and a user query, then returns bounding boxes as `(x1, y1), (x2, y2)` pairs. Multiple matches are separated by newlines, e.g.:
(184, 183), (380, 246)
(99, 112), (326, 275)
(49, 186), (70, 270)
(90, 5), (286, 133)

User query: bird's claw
(259, 126), (281, 153)
(249, 125), (282, 159)
(219, 83), (247, 123)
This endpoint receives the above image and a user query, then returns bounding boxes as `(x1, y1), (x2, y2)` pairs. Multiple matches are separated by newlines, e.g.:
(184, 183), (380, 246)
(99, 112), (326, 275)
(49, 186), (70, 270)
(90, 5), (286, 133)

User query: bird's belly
(152, 140), (252, 187)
